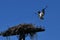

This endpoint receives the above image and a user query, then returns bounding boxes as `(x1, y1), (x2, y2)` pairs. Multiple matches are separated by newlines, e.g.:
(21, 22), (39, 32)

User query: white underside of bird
(38, 12), (44, 18)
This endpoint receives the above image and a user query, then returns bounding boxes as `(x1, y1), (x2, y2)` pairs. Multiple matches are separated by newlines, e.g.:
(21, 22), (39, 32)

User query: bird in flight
(35, 6), (47, 20)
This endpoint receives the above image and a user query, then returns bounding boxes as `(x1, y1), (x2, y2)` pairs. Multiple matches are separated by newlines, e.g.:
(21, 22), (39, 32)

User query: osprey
(36, 6), (47, 20)
(38, 8), (45, 20)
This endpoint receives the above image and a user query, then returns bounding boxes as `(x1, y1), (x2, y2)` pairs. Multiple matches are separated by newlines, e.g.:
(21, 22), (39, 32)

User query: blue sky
(0, 0), (60, 40)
